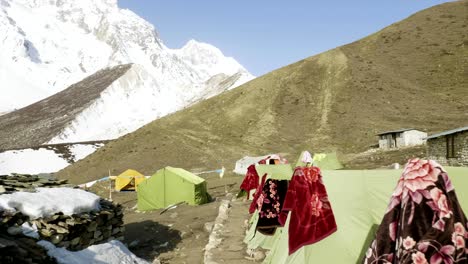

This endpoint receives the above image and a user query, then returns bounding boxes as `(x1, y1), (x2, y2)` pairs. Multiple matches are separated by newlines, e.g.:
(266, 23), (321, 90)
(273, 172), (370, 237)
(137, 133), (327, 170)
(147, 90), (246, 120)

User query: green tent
(295, 151), (343, 170)
(245, 167), (468, 264)
(255, 164), (294, 180)
(137, 166), (209, 211)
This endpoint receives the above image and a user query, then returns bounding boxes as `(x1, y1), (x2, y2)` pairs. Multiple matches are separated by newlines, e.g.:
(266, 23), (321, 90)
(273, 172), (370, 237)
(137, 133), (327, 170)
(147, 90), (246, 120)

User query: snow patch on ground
(69, 144), (103, 160)
(21, 222), (39, 239)
(39, 240), (150, 264)
(0, 148), (69, 174)
(0, 187), (100, 219)
(0, 143), (102, 175)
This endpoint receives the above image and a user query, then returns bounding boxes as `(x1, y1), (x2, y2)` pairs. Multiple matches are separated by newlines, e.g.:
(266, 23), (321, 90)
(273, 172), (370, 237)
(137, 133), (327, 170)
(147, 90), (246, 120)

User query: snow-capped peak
(0, 0), (255, 144)
(173, 39), (248, 78)
(181, 39), (226, 62)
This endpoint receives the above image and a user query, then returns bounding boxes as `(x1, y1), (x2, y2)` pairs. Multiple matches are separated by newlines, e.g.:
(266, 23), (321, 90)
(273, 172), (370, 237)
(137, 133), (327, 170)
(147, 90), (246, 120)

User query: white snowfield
(0, 0), (254, 143)
(0, 187), (101, 219)
(0, 144), (102, 175)
(39, 240), (150, 264)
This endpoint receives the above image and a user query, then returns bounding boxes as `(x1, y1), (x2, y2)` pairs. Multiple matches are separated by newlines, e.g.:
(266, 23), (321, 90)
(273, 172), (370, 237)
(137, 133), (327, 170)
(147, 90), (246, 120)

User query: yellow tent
(115, 169), (145, 191)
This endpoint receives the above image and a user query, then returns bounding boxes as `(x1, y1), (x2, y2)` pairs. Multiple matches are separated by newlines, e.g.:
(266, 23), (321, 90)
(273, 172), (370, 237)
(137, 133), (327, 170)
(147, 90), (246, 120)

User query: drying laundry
(279, 166), (337, 255)
(362, 158), (468, 264)
(251, 179), (289, 235)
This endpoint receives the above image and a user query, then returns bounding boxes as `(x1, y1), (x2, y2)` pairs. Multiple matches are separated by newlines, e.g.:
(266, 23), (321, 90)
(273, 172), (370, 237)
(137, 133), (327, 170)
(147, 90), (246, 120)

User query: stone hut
(427, 126), (468, 166)
(377, 129), (427, 149)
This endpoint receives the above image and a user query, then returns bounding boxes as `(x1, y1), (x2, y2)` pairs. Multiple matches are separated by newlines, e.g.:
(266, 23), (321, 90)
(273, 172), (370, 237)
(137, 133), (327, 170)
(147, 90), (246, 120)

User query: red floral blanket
(279, 166), (337, 255)
(362, 159), (468, 264)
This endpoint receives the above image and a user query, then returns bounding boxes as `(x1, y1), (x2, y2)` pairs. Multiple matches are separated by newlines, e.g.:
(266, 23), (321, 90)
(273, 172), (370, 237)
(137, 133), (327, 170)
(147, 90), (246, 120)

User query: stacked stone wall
(427, 132), (468, 166)
(0, 174), (125, 263)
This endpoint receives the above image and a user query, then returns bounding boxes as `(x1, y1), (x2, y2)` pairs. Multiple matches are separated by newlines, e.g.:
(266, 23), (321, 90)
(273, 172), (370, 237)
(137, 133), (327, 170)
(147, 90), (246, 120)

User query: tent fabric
(234, 155), (275, 175)
(245, 167), (468, 264)
(115, 169), (145, 191)
(137, 167), (209, 211)
(295, 151), (343, 170)
(244, 210), (281, 250)
(234, 154), (286, 175)
(255, 164), (294, 181)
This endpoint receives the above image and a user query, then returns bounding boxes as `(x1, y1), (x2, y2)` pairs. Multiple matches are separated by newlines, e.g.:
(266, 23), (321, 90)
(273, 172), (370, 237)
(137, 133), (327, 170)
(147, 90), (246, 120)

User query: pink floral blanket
(363, 159), (468, 264)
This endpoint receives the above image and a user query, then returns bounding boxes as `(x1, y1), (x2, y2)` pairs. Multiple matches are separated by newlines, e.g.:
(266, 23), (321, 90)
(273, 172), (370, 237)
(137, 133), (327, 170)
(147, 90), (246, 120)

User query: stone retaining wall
(1, 199), (124, 251)
(0, 174), (72, 193)
(204, 198), (231, 264)
(0, 233), (56, 264)
(0, 174), (125, 255)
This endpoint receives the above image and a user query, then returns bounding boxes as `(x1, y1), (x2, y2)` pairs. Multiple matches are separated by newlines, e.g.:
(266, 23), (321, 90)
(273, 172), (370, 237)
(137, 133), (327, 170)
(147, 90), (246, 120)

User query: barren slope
(0, 65), (131, 150)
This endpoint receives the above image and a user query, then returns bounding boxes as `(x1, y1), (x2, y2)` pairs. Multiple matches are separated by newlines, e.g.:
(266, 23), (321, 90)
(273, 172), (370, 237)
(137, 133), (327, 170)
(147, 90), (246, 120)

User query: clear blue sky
(118, 0), (453, 76)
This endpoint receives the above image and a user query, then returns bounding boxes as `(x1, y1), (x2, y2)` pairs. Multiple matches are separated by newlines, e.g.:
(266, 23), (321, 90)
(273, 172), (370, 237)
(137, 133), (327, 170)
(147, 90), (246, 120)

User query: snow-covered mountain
(49, 64), (247, 143)
(0, 0), (254, 142)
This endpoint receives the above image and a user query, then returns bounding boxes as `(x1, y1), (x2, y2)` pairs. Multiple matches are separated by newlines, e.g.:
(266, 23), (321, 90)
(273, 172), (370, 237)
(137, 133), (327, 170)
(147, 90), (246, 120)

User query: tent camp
(295, 151), (343, 170)
(234, 154), (285, 175)
(137, 167), (209, 211)
(114, 169), (145, 191)
(244, 167), (468, 263)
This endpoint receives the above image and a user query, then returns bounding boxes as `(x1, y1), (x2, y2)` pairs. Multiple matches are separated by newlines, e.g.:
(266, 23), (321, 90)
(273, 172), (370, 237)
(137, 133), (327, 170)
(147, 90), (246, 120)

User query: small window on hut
(446, 135), (457, 158)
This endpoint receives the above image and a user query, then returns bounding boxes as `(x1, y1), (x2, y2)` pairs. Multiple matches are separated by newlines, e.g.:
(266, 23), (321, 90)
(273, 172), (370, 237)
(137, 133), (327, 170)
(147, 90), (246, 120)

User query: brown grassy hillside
(58, 1), (468, 183)
(0, 64), (131, 150)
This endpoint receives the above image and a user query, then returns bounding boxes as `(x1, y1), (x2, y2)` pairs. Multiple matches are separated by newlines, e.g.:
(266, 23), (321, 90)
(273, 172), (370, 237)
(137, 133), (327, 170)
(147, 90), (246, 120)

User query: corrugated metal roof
(426, 126), (468, 140)
(376, 128), (416, 136)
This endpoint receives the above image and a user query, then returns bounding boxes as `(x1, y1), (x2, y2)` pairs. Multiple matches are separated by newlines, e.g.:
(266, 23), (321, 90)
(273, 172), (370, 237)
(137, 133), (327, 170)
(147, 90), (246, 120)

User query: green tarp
(255, 164), (294, 180)
(295, 151), (343, 170)
(245, 167), (468, 264)
(137, 166), (209, 211)
(244, 211), (278, 250)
